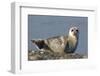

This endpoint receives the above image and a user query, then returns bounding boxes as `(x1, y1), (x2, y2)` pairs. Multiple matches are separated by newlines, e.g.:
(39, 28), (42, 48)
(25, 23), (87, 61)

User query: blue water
(28, 15), (88, 55)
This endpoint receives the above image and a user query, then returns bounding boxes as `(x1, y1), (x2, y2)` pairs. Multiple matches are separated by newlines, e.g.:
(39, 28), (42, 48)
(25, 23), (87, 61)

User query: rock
(28, 50), (87, 61)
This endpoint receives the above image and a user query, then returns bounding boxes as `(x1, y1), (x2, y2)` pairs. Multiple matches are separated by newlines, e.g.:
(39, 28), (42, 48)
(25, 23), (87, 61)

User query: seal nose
(74, 31), (76, 35)
(73, 29), (78, 35)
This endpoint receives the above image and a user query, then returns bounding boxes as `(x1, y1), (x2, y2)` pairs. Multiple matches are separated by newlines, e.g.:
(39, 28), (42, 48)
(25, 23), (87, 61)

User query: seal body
(31, 27), (79, 55)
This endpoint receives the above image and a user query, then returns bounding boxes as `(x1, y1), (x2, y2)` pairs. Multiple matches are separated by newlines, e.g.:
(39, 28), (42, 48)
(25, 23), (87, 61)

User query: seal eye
(71, 29), (74, 32)
(76, 29), (78, 32)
